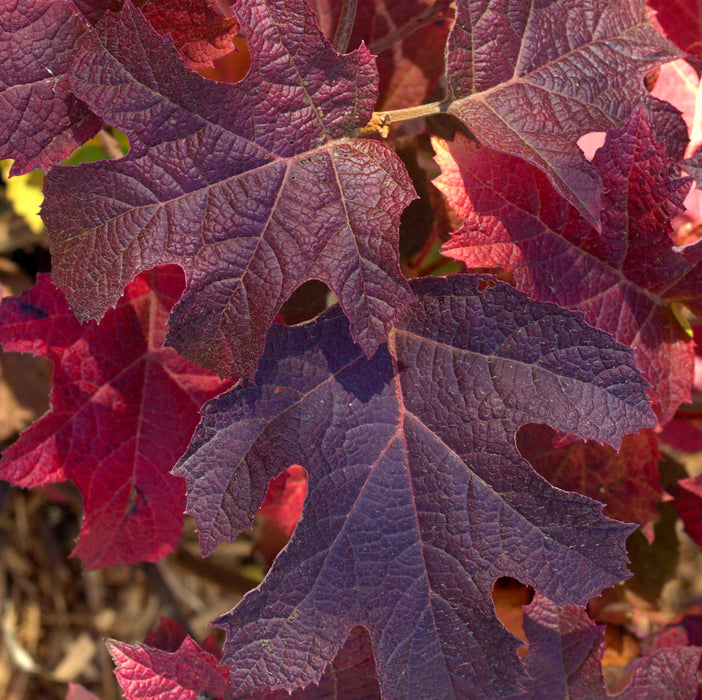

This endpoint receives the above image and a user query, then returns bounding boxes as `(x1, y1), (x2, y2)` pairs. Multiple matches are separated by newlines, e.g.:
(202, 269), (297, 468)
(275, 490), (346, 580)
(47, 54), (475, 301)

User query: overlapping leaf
(0, 0), (101, 174)
(522, 594), (702, 698)
(517, 427), (662, 526)
(175, 274), (655, 697)
(109, 625), (380, 699)
(434, 108), (699, 424)
(44, 0), (416, 378)
(0, 266), (229, 568)
(72, 0), (239, 69)
(444, 0), (679, 225)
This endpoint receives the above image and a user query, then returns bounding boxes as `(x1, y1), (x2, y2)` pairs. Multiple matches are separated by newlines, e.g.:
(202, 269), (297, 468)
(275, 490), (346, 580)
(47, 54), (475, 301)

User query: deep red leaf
(648, 0), (702, 60)
(108, 636), (232, 700)
(517, 427), (662, 527)
(0, 0), (101, 174)
(434, 107), (698, 424)
(445, 0), (679, 225)
(175, 275), (654, 696)
(0, 266), (230, 568)
(44, 0), (416, 379)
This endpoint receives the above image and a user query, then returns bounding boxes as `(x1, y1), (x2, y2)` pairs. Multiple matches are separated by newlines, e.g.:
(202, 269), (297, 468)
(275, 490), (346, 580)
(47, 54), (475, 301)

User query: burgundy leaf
(175, 274), (655, 697)
(44, 0), (416, 378)
(434, 107), (698, 424)
(522, 594), (702, 698)
(0, 266), (230, 568)
(139, 0), (239, 69)
(444, 0), (679, 225)
(0, 0), (101, 174)
(517, 427), (662, 527)
(72, 0), (239, 69)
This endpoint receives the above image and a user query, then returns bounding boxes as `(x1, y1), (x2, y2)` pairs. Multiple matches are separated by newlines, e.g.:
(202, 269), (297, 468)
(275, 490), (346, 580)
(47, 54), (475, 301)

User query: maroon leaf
(671, 473), (702, 548)
(517, 426), (662, 526)
(72, 0), (239, 69)
(175, 274), (655, 697)
(522, 594), (702, 698)
(0, 0), (101, 174)
(0, 266), (230, 568)
(444, 0), (679, 225)
(139, 0), (239, 69)
(44, 0), (416, 378)
(434, 107), (698, 424)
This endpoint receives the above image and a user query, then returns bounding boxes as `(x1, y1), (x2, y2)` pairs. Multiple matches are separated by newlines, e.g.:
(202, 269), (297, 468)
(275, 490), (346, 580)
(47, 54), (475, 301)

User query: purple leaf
(174, 274), (655, 697)
(0, 0), (101, 174)
(44, 0), (416, 378)
(444, 0), (679, 225)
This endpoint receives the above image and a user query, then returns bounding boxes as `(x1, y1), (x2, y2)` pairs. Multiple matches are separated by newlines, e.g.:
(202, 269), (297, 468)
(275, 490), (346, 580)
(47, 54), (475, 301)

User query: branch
(363, 100), (448, 136)
(332, 0), (358, 54)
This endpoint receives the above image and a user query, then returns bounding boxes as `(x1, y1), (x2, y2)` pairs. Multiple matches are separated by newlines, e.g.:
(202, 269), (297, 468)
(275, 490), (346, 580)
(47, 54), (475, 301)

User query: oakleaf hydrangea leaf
(44, 0), (416, 378)
(108, 636), (232, 700)
(445, 0), (679, 225)
(175, 274), (655, 697)
(0, 266), (230, 569)
(522, 594), (702, 698)
(434, 107), (699, 424)
(0, 0), (101, 174)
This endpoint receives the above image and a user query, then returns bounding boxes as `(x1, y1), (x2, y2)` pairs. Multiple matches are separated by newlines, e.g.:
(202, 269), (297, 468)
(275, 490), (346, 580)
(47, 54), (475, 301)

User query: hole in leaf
(61, 126), (130, 165)
(196, 36), (251, 83)
(492, 576), (533, 654)
(279, 280), (334, 325)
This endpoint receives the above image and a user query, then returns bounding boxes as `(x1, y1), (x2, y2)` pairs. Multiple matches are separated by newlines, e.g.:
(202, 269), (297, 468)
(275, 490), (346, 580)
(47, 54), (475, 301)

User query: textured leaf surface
(435, 108), (698, 424)
(517, 427), (662, 526)
(0, 266), (229, 568)
(444, 0), (679, 224)
(44, 0), (415, 378)
(0, 0), (101, 174)
(175, 274), (655, 697)
(110, 626), (380, 699)
(522, 594), (702, 699)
